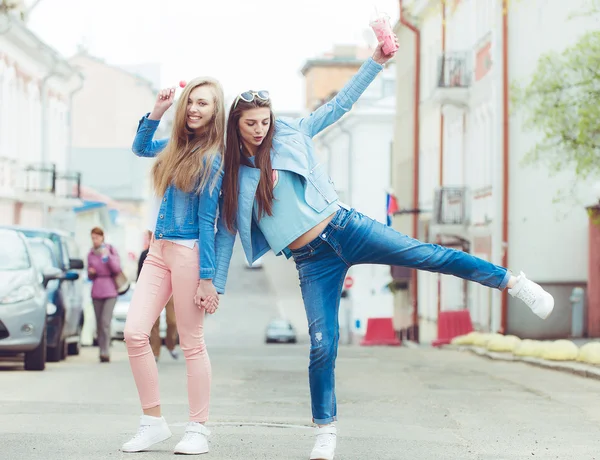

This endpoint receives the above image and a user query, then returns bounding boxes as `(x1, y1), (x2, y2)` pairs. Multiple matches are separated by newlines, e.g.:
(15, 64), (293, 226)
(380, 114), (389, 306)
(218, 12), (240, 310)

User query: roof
(1, 15), (80, 80)
(300, 58), (365, 76)
(73, 201), (107, 214)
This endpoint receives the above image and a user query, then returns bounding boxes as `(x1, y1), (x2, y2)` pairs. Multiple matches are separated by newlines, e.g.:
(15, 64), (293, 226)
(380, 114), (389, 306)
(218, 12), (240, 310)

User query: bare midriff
(287, 212), (337, 250)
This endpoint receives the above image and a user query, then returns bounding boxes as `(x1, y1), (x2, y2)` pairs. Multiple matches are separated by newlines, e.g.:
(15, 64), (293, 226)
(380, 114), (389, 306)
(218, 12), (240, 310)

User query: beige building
(68, 51), (161, 268)
(301, 45), (372, 111)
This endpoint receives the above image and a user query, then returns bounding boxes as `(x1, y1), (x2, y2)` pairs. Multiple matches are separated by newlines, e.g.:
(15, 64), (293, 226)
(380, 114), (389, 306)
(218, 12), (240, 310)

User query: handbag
(105, 244), (130, 295)
(113, 270), (130, 295)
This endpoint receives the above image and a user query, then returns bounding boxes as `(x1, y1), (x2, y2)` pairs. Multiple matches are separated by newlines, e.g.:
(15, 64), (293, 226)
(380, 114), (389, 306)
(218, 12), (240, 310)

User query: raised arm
(292, 40), (398, 138)
(132, 87), (175, 157)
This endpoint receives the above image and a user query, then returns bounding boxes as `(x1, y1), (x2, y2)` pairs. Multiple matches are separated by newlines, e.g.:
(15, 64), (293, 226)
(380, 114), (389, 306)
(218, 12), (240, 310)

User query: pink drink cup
(370, 16), (398, 55)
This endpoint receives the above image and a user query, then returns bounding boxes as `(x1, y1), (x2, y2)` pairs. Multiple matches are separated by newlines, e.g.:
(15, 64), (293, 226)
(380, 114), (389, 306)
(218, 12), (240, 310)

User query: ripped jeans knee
(309, 330), (338, 370)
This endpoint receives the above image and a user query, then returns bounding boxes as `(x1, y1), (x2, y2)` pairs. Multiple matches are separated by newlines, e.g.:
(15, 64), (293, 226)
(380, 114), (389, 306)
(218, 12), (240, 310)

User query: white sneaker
(174, 422), (210, 455)
(310, 424), (337, 460)
(121, 415), (172, 453)
(508, 271), (554, 319)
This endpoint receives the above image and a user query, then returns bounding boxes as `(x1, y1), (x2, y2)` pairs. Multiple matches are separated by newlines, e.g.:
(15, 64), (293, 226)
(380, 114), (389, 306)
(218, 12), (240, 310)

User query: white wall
(508, 0), (597, 282)
(314, 102), (396, 335)
(0, 37), (72, 168)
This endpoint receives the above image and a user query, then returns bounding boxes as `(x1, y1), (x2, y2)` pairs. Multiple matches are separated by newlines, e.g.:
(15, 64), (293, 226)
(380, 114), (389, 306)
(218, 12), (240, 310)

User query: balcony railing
(437, 52), (472, 88)
(23, 163), (56, 194)
(0, 157), (17, 193)
(17, 162), (81, 199)
(433, 187), (469, 226)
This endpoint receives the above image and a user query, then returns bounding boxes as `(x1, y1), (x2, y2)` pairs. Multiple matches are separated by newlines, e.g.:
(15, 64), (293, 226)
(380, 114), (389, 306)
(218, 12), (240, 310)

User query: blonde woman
(122, 78), (225, 455)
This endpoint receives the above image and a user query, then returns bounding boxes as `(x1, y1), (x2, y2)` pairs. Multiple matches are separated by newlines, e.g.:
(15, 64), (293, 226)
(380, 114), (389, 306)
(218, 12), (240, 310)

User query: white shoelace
(315, 434), (336, 450)
(131, 425), (149, 440)
(517, 282), (538, 307)
(181, 431), (203, 444)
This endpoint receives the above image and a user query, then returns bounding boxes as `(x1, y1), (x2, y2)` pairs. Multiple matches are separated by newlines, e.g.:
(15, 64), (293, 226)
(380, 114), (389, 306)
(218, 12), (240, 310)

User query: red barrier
(431, 309), (473, 347)
(360, 318), (401, 346)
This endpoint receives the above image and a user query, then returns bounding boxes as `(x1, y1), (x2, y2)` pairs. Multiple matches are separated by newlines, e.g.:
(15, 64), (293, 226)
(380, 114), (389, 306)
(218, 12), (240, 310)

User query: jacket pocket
(305, 164), (337, 212)
(172, 189), (189, 227)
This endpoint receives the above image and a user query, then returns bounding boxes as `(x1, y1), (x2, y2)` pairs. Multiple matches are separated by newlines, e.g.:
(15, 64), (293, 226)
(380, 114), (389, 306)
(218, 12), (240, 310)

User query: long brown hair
(222, 97), (276, 232)
(151, 77), (225, 197)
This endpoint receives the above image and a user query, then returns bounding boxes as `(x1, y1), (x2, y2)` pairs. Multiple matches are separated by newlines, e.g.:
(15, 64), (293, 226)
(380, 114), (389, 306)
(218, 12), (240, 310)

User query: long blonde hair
(151, 77), (225, 197)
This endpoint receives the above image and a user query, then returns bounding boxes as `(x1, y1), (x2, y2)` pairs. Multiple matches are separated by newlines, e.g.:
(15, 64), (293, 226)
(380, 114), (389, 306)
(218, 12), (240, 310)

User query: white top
(148, 196), (197, 249)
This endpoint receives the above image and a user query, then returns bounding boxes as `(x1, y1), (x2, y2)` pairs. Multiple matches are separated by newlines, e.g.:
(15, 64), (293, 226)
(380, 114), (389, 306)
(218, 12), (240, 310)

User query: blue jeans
(290, 207), (509, 424)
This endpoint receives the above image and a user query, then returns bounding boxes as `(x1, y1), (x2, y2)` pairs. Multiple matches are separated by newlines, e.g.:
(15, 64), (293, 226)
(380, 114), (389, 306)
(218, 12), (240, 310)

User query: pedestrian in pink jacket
(87, 226), (121, 363)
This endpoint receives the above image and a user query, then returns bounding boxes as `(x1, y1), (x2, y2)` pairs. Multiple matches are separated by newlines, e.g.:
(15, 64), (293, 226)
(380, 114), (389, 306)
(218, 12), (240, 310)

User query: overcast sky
(27, 0), (399, 112)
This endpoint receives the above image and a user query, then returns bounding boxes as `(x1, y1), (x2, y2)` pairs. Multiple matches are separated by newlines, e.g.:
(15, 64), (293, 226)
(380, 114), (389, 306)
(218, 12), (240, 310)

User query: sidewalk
(442, 343), (600, 381)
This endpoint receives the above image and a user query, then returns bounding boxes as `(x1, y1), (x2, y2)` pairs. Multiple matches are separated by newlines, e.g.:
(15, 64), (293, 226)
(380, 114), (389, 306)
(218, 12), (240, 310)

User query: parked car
(265, 318), (297, 344)
(0, 229), (62, 370)
(27, 237), (81, 361)
(111, 283), (167, 342)
(3, 226), (85, 357)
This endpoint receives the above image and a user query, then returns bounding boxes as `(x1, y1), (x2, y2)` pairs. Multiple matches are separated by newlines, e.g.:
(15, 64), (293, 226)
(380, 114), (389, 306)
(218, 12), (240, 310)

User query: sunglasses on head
(234, 90), (270, 109)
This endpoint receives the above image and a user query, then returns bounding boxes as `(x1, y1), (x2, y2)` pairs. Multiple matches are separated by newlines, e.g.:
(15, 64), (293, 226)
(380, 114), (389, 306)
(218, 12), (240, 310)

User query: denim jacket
(213, 58), (383, 293)
(132, 114), (223, 280)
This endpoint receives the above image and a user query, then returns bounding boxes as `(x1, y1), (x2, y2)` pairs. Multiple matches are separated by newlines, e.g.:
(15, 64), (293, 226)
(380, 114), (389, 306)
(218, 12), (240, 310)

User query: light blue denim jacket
(132, 114), (223, 281)
(213, 58), (384, 293)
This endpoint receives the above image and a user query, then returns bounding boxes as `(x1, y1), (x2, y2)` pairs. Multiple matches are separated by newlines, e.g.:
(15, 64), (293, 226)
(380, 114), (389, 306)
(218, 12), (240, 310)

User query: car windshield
(0, 233), (30, 270)
(28, 241), (57, 272)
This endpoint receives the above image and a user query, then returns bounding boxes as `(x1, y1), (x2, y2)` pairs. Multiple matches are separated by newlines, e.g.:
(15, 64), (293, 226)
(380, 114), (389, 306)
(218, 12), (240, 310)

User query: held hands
(149, 87), (176, 120)
(194, 279), (220, 314)
(372, 37), (399, 65)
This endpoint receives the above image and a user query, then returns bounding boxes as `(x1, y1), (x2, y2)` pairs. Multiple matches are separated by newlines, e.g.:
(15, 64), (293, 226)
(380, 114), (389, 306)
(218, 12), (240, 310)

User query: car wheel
(25, 327), (47, 371)
(47, 338), (65, 362)
(289, 338), (297, 344)
(60, 340), (68, 360)
(68, 340), (81, 355)
(68, 317), (83, 356)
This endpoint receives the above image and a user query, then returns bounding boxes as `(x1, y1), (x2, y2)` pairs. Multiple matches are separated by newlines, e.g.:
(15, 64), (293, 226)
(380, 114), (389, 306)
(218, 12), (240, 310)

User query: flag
(386, 191), (399, 226)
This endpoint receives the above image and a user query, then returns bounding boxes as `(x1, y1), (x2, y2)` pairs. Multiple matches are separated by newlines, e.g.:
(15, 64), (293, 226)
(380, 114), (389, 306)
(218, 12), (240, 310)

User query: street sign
(344, 276), (354, 289)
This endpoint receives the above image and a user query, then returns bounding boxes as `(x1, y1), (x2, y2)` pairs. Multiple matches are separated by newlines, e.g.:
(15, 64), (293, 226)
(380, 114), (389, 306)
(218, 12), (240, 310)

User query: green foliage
(511, 29), (600, 179)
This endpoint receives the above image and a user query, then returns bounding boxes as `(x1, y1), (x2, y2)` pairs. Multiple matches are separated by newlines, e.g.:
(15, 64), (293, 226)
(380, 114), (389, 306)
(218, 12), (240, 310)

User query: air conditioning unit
(432, 186), (470, 226)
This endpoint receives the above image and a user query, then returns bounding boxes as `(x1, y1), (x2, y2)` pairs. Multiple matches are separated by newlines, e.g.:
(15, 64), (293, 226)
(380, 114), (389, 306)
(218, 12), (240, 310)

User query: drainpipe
(400, 0), (421, 342)
(41, 70), (62, 167)
(40, 71), (57, 228)
(439, 3), (446, 189)
(66, 72), (85, 172)
(500, 0), (510, 333)
(437, 0), (446, 318)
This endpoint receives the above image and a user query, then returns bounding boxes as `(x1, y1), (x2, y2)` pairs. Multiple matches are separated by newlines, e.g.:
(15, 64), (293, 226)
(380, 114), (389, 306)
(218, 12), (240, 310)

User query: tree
(511, 26), (600, 180)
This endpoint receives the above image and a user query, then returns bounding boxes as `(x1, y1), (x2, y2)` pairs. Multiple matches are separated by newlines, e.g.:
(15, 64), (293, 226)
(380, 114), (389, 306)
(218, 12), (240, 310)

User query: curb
(444, 344), (600, 381)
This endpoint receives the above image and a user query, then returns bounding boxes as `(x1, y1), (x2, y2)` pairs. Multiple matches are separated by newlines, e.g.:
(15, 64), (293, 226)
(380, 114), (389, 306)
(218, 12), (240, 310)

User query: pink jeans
(124, 238), (211, 422)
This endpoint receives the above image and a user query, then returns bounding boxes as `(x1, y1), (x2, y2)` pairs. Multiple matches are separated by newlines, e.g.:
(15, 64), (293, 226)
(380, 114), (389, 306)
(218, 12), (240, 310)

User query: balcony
(55, 171), (82, 200)
(430, 52), (472, 109)
(13, 163), (82, 202)
(430, 187), (470, 239)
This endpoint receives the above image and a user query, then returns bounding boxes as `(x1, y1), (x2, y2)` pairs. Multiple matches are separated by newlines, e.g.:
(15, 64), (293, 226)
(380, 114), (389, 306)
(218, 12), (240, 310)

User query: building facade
(0, 10), (83, 230)
(395, 0), (597, 342)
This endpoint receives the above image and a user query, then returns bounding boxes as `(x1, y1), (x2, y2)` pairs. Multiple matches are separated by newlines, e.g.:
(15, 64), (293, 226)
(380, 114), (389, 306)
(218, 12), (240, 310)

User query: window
(28, 240), (58, 271)
(0, 233), (30, 270)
